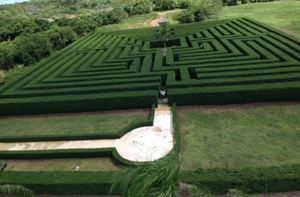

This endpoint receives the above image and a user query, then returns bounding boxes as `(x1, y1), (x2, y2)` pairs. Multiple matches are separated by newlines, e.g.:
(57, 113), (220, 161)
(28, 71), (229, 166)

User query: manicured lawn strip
(178, 104), (300, 170)
(0, 108), (151, 142)
(4, 158), (120, 172)
(179, 164), (300, 194)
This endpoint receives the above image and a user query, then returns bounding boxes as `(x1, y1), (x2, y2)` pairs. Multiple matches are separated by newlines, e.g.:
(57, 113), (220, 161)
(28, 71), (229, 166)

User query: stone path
(0, 104), (174, 162)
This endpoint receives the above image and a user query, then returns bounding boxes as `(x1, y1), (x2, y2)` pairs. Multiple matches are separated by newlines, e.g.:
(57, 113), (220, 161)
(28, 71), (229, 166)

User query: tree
(14, 33), (51, 66)
(0, 41), (16, 70)
(105, 7), (128, 24)
(176, 0), (222, 23)
(124, 0), (153, 16)
(175, 10), (195, 23)
(153, 0), (179, 11)
(47, 26), (77, 50)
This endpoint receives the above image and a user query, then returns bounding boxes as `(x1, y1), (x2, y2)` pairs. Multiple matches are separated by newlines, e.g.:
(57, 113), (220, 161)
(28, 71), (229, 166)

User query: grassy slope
(0, 109), (148, 137)
(98, 13), (159, 33)
(219, 0), (300, 34)
(98, 10), (181, 33)
(179, 103), (300, 170)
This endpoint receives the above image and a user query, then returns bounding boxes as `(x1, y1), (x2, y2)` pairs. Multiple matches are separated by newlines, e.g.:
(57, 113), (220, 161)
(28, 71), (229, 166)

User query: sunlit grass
(179, 104), (300, 170)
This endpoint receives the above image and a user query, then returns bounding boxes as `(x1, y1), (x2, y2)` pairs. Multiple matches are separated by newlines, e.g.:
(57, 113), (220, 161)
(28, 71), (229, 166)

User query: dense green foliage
(176, 0), (222, 23)
(111, 151), (180, 197)
(124, 0), (153, 16)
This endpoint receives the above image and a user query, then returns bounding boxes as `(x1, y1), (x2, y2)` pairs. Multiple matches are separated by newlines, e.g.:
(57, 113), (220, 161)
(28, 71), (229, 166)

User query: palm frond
(0, 184), (35, 197)
(111, 151), (181, 197)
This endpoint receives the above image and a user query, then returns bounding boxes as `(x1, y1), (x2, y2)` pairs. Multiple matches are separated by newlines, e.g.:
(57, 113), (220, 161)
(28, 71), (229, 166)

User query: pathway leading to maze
(0, 104), (174, 162)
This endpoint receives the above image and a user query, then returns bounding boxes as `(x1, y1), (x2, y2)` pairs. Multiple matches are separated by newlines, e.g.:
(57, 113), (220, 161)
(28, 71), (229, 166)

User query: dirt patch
(147, 10), (177, 27)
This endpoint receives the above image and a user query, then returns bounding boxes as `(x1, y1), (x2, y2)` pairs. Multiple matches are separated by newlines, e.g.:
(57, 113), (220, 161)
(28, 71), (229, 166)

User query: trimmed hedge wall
(0, 171), (119, 195)
(180, 164), (300, 194)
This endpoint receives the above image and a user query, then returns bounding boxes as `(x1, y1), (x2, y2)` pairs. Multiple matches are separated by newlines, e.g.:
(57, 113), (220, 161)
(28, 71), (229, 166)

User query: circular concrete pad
(115, 111), (174, 162)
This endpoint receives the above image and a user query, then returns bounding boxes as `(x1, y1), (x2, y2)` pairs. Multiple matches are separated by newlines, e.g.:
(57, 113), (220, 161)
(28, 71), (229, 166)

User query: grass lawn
(98, 10), (182, 33)
(3, 158), (120, 171)
(219, 0), (300, 35)
(179, 103), (300, 170)
(0, 109), (148, 137)
(98, 12), (159, 33)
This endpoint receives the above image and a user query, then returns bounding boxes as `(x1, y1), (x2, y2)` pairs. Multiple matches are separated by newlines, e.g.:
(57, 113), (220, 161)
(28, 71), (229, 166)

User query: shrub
(176, 0), (222, 23)
(47, 26), (77, 50)
(153, 0), (179, 11)
(226, 0), (238, 6)
(0, 41), (15, 70)
(175, 10), (195, 23)
(124, 0), (153, 16)
(14, 33), (51, 66)
(105, 7), (129, 24)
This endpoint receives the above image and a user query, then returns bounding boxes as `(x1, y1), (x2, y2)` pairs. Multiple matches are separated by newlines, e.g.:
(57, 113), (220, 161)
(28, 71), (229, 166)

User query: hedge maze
(0, 18), (299, 115)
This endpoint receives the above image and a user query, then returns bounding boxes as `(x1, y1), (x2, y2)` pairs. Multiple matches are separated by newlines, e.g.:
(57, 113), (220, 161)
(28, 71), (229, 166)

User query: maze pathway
(0, 18), (299, 115)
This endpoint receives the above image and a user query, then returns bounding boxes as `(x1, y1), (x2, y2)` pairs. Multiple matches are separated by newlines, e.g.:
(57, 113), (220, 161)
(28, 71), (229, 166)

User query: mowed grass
(0, 109), (148, 137)
(179, 103), (300, 170)
(219, 0), (300, 34)
(98, 12), (159, 33)
(4, 158), (120, 171)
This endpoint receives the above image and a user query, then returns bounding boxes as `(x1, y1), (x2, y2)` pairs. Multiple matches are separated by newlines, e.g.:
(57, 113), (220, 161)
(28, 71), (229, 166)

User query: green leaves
(0, 185), (35, 197)
(111, 151), (181, 197)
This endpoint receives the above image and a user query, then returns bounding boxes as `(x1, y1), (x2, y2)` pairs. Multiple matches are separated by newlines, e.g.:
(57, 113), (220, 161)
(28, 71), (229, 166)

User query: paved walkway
(0, 104), (174, 162)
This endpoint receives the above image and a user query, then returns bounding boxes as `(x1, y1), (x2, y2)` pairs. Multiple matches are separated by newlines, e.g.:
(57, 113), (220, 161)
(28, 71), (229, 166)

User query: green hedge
(0, 148), (113, 160)
(1, 171), (119, 195)
(0, 92), (158, 115)
(180, 164), (300, 194)
(168, 82), (300, 105)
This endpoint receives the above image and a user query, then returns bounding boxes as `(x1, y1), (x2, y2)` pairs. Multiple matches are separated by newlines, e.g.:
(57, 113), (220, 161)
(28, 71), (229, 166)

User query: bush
(226, 0), (238, 6)
(47, 26), (77, 50)
(0, 41), (15, 70)
(14, 33), (52, 66)
(176, 0), (222, 23)
(124, 0), (153, 16)
(105, 7), (129, 24)
(175, 10), (195, 23)
(153, 0), (179, 11)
